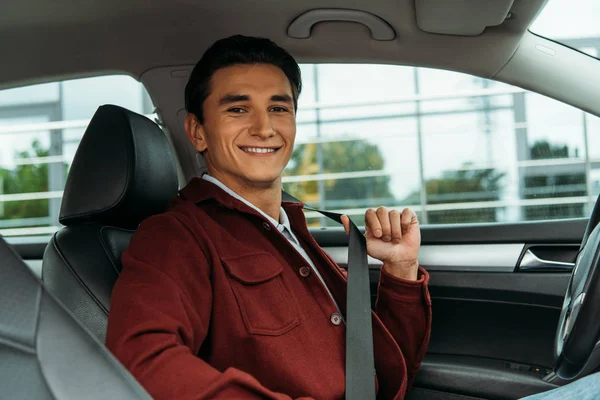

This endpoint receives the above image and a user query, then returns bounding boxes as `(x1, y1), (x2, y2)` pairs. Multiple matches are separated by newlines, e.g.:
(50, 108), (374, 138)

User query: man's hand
(341, 207), (420, 281)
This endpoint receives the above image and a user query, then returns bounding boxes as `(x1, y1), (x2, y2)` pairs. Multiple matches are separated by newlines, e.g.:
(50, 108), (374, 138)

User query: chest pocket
(222, 252), (300, 336)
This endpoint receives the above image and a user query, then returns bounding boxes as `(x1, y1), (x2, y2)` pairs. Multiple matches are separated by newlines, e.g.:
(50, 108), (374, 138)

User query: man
(106, 35), (431, 400)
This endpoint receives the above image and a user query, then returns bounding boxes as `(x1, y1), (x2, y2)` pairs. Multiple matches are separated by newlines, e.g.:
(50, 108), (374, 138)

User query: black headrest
(59, 105), (179, 228)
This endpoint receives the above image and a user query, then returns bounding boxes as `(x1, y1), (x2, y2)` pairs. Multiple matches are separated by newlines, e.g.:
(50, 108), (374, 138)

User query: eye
(227, 107), (246, 113)
(270, 106), (288, 112)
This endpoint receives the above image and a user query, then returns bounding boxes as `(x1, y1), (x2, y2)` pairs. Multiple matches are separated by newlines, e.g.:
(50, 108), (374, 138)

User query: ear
(184, 113), (208, 153)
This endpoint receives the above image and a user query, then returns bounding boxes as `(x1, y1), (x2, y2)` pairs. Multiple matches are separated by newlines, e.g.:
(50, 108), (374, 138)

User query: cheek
(213, 119), (247, 150)
(281, 124), (296, 160)
(274, 118), (296, 143)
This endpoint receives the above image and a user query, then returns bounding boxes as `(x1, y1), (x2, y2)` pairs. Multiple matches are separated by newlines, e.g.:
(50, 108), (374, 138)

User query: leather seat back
(42, 105), (179, 342)
(0, 235), (151, 399)
(43, 225), (134, 342)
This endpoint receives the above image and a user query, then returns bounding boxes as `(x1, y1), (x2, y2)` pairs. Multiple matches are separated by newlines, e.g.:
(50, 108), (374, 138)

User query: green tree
(530, 140), (570, 159)
(403, 165), (505, 224)
(0, 140), (52, 220)
(283, 140), (395, 226)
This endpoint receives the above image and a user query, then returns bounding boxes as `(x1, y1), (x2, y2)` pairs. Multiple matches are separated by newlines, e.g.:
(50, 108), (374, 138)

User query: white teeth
(242, 147), (276, 153)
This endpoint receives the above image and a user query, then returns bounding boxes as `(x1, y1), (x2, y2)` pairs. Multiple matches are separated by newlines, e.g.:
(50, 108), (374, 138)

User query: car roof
(1, 0), (543, 87)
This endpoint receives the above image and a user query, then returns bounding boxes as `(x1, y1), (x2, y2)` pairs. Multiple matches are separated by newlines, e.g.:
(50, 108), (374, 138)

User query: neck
(208, 171), (282, 221)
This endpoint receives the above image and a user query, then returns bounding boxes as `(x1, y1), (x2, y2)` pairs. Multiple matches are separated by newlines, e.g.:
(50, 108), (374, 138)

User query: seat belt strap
(282, 192), (376, 400)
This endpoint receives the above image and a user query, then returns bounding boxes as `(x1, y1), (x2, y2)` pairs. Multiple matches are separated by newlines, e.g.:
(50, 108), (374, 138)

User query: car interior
(2, 0), (600, 399)
(0, 225), (150, 399)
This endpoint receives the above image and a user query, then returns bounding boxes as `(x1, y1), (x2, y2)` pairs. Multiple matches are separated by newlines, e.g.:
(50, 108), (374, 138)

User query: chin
(242, 172), (282, 187)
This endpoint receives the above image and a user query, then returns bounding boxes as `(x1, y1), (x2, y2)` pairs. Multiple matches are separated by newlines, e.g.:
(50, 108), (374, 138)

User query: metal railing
(302, 195), (595, 219)
(1, 87), (598, 236)
(297, 87), (525, 112)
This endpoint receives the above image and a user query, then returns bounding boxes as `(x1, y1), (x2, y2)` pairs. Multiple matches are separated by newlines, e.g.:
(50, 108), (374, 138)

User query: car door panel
(321, 218), (585, 399)
(408, 354), (558, 400)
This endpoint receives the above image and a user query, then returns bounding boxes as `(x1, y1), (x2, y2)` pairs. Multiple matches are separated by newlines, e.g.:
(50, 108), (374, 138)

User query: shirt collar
(201, 174), (294, 231)
(178, 175), (303, 224)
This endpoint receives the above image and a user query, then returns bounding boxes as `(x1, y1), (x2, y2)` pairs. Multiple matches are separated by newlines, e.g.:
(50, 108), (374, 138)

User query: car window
(2, 67), (599, 238)
(283, 63), (600, 227)
(0, 75), (154, 238)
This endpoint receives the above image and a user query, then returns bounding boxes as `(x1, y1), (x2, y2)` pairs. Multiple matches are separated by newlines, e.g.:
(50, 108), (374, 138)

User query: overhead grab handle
(287, 9), (396, 41)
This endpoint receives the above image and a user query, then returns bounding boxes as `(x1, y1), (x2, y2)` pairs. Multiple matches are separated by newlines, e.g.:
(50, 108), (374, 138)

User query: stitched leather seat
(42, 104), (179, 343)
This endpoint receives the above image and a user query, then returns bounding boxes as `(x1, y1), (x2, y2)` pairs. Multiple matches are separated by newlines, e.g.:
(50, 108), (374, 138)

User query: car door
(315, 219), (582, 399)
(279, 62), (600, 399)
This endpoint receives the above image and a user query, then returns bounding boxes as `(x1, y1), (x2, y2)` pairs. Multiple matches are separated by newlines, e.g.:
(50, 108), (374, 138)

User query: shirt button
(330, 312), (342, 326)
(262, 222), (272, 231)
(299, 265), (311, 278)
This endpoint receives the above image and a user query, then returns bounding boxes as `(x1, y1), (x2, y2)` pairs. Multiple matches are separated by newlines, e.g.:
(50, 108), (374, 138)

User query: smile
(239, 146), (280, 154)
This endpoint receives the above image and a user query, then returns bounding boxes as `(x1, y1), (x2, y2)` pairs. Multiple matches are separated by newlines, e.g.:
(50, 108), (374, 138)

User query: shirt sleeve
(375, 266), (432, 391)
(105, 214), (314, 400)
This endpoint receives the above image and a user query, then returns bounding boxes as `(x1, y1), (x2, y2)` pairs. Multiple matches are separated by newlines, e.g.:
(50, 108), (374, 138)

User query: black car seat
(42, 104), (179, 342)
(0, 234), (151, 399)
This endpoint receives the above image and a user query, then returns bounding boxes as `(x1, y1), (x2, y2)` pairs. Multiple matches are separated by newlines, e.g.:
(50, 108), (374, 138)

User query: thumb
(340, 215), (350, 236)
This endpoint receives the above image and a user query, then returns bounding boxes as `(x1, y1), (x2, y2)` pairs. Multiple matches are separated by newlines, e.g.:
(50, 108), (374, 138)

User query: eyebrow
(218, 94), (250, 106)
(218, 93), (294, 106)
(270, 94), (293, 104)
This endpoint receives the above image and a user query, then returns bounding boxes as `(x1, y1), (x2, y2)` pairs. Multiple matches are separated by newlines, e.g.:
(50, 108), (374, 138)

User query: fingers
(366, 207), (417, 243)
(390, 210), (402, 243)
(401, 208), (418, 233)
(341, 215), (350, 236)
(377, 207), (392, 242)
(365, 208), (382, 238)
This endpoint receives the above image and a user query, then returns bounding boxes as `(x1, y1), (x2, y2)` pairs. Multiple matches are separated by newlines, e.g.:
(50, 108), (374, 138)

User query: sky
(530, 0), (600, 40)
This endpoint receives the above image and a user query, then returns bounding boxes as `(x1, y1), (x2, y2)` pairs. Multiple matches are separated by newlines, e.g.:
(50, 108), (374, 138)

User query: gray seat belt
(283, 192), (376, 400)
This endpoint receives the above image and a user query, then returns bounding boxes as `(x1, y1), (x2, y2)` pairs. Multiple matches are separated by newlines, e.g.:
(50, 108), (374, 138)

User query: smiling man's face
(187, 63), (296, 191)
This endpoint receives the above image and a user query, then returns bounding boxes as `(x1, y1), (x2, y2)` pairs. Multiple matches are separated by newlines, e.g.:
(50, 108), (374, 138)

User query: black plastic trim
(8, 242), (47, 260)
(428, 271), (569, 308)
(311, 218), (587, 246)
(414, 354), (558, 399)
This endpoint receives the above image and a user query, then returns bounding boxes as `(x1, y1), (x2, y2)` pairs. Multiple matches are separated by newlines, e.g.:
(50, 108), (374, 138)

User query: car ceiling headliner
(0, 0), (547, 89)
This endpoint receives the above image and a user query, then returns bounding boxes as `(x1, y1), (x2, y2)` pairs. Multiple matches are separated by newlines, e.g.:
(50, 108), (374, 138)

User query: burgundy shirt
(106, 178), (432, 400)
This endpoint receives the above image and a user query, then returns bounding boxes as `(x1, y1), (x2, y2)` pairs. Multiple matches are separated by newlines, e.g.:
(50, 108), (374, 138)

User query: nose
(250, 109), (275, 139)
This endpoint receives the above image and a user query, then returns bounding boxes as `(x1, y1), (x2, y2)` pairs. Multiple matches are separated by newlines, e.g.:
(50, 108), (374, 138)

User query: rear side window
(0, 75), (154, 238)
(283, 63), (600, 227)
